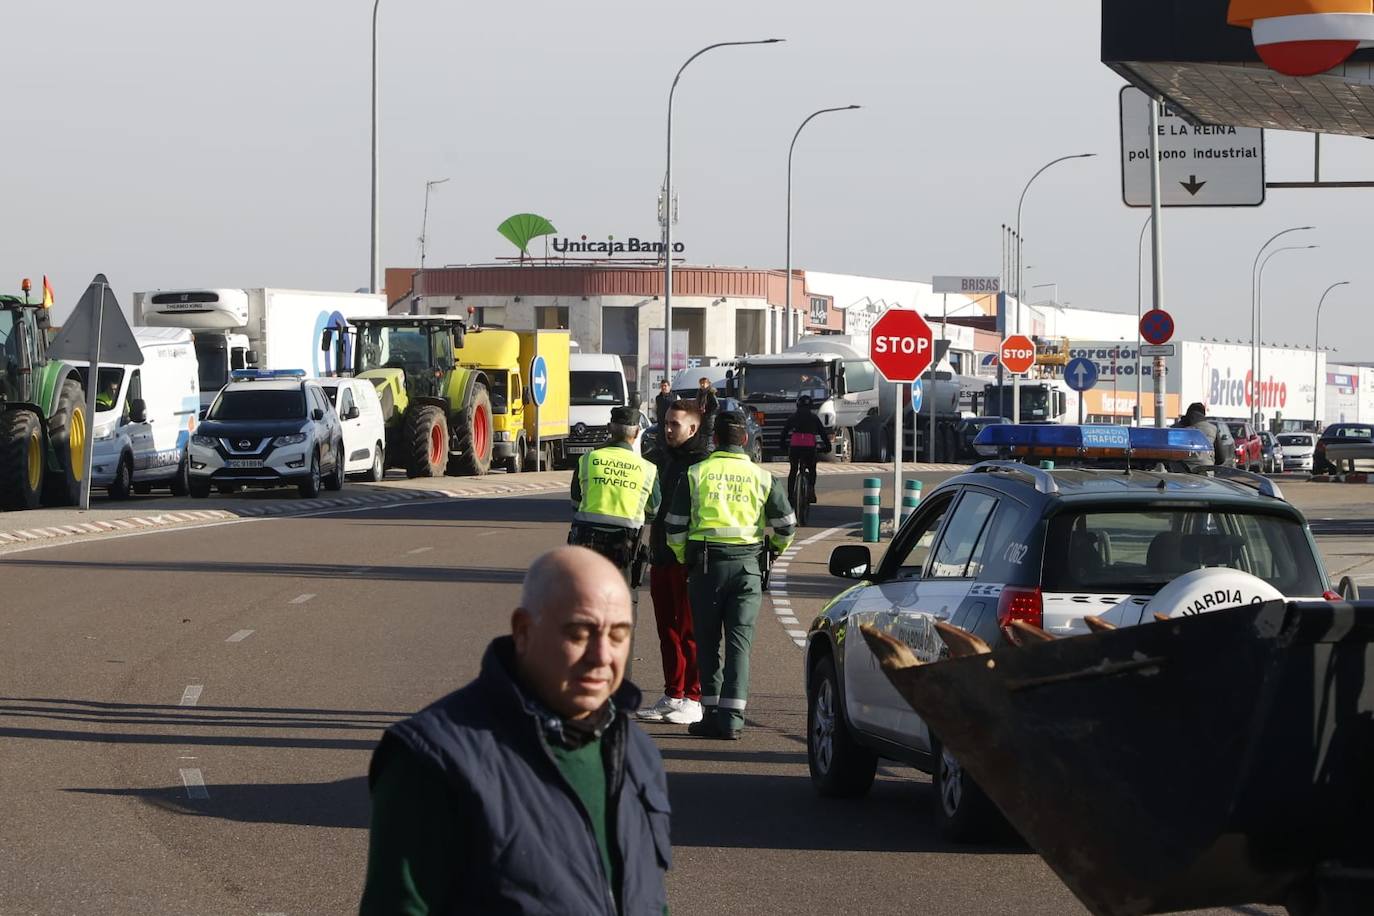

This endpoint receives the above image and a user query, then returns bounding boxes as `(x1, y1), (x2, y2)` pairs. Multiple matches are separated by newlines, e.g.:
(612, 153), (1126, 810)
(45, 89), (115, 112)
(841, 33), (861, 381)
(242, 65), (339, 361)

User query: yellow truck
(455, 328), (570, 472)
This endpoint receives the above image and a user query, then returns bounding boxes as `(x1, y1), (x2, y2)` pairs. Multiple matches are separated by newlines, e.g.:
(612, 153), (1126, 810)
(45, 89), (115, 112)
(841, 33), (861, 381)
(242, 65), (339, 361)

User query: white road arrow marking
(1072, 362), (1089, 387)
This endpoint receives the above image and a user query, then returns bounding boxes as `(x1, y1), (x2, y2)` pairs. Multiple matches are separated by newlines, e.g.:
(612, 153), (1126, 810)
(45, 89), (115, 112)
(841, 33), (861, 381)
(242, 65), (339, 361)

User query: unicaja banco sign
(553, 235), (684, 256)
(1229, 0), (1374, 76)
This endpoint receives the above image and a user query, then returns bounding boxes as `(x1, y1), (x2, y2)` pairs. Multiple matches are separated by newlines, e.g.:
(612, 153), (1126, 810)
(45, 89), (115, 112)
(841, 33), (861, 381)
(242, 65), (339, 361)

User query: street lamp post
(1256, 244), (1317, 424)
(1014, 153), (1095, 422)
(786, 105), (859, 349)
(419, 177), (450, 272)
(1314, 280), (1350, 425)
(370, 0), (382, 294)
(1250, 226), (1313, 424)
(663, 39), (783, 382)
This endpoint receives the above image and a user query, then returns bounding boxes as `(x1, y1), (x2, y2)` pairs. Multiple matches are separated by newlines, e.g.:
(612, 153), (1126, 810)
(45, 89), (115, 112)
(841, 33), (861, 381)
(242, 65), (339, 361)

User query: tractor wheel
(42, 379), (88, 507)
(404, 405), (448, 478)
(0, 410), (45, 510)
(447, 385), (494, 477)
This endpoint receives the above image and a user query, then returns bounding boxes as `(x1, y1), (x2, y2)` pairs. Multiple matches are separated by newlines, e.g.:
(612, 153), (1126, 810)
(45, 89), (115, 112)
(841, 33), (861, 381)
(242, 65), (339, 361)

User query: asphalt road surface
(2, 471), (1348, 915)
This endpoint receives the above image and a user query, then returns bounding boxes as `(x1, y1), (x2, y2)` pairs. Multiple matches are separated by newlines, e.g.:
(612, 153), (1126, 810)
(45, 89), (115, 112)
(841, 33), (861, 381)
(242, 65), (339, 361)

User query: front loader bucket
(862, 601), (1374, 915)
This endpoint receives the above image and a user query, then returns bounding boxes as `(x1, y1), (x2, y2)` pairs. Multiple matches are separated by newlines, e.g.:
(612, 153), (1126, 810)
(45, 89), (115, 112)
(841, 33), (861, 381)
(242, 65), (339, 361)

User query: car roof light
(229, 369), (307, 381)
(972, 424), (1212, 463)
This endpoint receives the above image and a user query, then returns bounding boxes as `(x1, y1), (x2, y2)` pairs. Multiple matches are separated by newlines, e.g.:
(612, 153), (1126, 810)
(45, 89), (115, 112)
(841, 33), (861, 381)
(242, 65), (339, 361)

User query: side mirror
(321, 328), (334, 352)
(312, 408), (325, 421)
(828, 544), (872, 580)
(245, 350), (261, 367)
(344, 406), (361, 420)
(128, 398), (148, 424)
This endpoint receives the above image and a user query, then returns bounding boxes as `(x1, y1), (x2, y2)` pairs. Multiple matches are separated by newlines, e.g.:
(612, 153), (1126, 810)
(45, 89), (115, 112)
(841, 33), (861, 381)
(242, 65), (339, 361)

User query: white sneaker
(662, 698), (704, 725)
(636, 695), (677, 721)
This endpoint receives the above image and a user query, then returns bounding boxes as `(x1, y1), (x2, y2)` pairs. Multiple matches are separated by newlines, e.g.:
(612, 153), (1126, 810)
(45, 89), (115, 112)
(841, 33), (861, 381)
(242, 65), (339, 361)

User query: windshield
(740, 365), (829, 401)
(1279, 434), (1313, 447)
(72, 367), (127, 413)
(1042, 509), (1324, 597)
(570, 371), (625, 406)
(208, 388), (306, 421)
(983, 385), (1053, 421)
(194, 335), (229, 393)
(356, 325), (433, 374)
(488, 370), (509, 414)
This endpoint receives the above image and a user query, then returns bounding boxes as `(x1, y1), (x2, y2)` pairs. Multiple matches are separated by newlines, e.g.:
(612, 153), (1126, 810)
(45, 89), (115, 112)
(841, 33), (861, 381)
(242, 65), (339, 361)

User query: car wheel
(189, 477), (211, 499)
(931, 735), (1002, 843)
(323, 442), (345, 491)
(506, 436), (525, 474)
(807, 654), (877, 798)
(169, 453), (191, 496)
(299, 452), (322, 498)
(365, 442), (385, 482)
(107, 454), (133, 500)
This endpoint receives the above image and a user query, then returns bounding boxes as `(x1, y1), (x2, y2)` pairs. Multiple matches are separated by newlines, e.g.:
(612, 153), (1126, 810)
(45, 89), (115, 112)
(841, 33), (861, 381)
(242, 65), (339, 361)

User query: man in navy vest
(360, 546), (672, 914)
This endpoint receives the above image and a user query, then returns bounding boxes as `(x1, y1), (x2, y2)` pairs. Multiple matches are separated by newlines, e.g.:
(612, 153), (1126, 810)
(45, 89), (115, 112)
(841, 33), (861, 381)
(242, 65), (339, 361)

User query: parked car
(955, 416), (1010, 460)
(1278, 431), (1317, 472)
(316, 377), (387, 481)
(1314, 422), (1374, 474)
(641, 397), (763, 463)
(188, 369), (346, 498)
(1222, 419), (1263, 472)
(1257, 430), (1284, 474)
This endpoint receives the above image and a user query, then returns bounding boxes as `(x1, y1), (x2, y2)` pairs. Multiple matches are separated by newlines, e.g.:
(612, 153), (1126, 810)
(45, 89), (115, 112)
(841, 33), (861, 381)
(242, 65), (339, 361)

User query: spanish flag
(41, 275), (54, 309)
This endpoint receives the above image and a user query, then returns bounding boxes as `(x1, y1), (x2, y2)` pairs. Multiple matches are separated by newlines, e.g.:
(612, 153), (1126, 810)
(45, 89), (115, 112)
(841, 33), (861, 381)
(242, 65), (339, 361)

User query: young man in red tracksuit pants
(638, 401), (711, 725)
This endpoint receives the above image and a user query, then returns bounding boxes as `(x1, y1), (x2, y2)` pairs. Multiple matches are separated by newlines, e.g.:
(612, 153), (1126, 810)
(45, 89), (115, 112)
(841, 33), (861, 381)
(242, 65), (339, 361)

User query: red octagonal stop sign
(870, 308), (935, 383)
(1000, 334), (1037, 374)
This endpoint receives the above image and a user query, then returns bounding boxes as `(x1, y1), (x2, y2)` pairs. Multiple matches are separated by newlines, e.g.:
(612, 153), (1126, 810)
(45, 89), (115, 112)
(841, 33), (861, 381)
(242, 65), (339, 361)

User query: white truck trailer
(132, 288), (387, 411)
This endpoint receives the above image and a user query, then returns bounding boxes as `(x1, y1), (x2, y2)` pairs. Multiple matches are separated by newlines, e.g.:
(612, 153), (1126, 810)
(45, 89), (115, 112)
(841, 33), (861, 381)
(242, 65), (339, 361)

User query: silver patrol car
(803, 425), (1337, 842)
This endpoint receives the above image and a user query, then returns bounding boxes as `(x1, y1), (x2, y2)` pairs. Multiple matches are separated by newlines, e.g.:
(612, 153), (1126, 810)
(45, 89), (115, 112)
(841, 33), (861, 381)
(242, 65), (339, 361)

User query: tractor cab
(1, 292), (52, 406)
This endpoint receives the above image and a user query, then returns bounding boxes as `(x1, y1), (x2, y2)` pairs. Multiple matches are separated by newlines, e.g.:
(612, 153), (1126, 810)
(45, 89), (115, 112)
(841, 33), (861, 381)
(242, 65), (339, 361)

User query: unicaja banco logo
(497, 213), (558, 260)
(1229, 0), (1374, 77)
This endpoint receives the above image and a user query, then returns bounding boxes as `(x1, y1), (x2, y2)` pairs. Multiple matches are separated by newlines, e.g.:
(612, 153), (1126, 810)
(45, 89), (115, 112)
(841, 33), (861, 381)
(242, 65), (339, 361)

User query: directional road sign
(1000, 334), (1037, 375)
(870, 308), (934, 383)
(529, 355), (549, 407)
(1119, 86), (1265, 208)
(1140, 309), (1175, 346)
(910, 379), (924, 413)
(1064, 356), (1099, 392)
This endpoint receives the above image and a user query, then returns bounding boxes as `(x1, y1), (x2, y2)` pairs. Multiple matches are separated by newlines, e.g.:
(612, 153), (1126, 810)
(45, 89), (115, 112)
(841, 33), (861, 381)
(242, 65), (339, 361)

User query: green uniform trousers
(687, 547), (763, 730)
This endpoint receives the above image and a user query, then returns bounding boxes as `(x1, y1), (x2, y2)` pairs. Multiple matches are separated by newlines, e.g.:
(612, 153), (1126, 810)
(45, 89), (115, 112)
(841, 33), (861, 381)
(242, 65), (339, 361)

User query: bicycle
(790, 462), (811, 527)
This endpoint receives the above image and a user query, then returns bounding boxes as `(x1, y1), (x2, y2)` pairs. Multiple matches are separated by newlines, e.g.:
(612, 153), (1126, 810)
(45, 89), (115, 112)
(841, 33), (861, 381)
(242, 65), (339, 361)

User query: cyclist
(781, 394), (830, 508)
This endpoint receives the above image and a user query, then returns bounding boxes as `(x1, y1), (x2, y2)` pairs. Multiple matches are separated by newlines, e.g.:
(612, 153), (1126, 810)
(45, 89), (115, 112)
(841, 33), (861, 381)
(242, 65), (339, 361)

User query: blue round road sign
(1140, 309), (1174, 346)
(1064, 357), (1099, 392)
(910, 379), (924, 413)
(530, 355), (549, 407)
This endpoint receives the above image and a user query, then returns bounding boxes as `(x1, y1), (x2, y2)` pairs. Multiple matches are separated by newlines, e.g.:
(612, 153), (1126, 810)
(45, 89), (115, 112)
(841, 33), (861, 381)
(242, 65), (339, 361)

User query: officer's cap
(610, 406), (641, 425)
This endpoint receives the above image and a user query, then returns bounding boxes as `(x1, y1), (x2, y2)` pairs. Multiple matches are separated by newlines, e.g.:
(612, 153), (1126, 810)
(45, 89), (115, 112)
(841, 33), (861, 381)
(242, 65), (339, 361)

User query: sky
(7, 1), (1373, 359)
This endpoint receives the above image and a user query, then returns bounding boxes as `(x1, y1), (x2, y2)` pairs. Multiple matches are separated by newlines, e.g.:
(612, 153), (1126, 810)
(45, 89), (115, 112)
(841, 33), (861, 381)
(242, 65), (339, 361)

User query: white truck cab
(566, 353), (633, 459)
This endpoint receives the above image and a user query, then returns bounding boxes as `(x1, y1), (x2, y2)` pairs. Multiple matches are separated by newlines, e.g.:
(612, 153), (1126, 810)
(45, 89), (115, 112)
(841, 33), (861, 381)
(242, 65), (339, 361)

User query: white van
(75, 327), (201, 498)
(315, 377), (387, 481)
(567, 353), (633, 460)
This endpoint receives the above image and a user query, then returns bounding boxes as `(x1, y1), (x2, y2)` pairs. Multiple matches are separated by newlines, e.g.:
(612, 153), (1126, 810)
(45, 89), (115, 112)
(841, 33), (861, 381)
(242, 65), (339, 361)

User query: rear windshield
(1226, 423), (1247, 439)
(1278, 434), (1312, 447)
(1042, 508), (1324, 597)
(1328, 426), (1373, 439)
(208, 388), (306, 421)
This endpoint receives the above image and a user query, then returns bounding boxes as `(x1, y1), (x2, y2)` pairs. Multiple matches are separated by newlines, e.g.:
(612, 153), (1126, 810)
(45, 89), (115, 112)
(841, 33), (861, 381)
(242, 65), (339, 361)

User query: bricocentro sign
(553, 235), (684, 255)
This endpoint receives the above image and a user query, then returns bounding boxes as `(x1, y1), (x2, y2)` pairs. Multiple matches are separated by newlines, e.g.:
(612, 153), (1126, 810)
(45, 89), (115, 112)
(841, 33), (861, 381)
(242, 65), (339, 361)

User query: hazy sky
(8, 1), (1373, 358)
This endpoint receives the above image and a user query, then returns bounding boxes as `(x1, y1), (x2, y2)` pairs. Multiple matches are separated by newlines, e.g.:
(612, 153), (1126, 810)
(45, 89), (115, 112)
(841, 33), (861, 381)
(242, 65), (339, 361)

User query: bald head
(512, 547), (633, 719)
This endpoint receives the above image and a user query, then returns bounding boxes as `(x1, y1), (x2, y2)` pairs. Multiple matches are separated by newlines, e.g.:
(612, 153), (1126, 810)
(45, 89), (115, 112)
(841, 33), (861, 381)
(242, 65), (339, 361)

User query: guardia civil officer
(665, 411), (795, 739)
(569, 406), (661, 592)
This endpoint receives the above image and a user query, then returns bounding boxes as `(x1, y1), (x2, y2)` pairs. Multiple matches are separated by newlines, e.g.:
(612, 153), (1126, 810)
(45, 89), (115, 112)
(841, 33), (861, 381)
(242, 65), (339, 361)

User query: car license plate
(567, 446), (591, 455)
(226, 459), (264, 469)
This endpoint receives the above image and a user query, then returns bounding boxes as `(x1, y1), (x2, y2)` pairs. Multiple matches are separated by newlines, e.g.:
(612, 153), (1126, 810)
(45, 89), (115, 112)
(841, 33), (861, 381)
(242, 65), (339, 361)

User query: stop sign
(1000, 334), (1037, 374)
(870, 308), (935, 383)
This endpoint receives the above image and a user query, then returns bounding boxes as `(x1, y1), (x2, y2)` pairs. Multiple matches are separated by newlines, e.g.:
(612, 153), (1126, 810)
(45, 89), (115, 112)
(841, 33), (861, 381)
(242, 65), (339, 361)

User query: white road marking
(786, 629), (808, 638)
(768, 523), (860, 650)
(289, 593), (316, 605)
(407, 546), (433, 555)
(226, 629), (255, 643)
(179, 685), (203, 706)
(180, 768), (209, 800)
(778, 616), (800, 625)
(348, 566), (374, 577)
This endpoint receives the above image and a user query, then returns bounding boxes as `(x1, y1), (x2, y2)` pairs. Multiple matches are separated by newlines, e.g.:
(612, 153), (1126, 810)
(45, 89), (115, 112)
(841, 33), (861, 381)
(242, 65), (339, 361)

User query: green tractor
(326, 315), (495, 477)
(0, 289), (89, 510)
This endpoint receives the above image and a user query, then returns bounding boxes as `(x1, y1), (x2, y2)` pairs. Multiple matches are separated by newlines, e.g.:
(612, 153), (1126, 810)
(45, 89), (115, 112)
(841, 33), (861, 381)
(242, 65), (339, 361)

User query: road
(0, 470), (1361, 915)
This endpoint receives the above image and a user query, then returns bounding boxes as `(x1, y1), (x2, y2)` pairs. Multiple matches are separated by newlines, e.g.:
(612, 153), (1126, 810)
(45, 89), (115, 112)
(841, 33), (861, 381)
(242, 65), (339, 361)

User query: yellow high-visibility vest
(575, 446), (658, 528)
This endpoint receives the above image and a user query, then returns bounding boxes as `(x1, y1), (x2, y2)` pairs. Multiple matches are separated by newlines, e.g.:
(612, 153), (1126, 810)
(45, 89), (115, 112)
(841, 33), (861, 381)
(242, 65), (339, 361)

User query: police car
(804, 424), (1337, 842)
(188, 369), (346, 499)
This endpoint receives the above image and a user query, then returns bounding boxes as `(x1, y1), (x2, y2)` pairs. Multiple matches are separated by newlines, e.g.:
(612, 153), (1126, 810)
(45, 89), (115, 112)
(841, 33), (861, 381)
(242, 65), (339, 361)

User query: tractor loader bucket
(861, 600), (1374, 916)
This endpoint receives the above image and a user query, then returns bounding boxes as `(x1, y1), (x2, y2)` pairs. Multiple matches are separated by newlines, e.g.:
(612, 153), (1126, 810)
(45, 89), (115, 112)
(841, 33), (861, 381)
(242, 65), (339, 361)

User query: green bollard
(863, 477), (881, 543)
(903, 479), (923, 519)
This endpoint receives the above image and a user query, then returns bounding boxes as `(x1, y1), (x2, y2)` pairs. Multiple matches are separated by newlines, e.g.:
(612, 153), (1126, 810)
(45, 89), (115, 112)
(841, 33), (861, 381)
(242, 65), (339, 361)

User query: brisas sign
(553, 235), (684, 255)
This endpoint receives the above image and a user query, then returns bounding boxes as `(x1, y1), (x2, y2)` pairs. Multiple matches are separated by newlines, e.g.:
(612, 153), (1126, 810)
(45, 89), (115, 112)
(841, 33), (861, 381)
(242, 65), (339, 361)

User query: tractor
(325, 315), (495, 477)
(0, 282), (89, 510)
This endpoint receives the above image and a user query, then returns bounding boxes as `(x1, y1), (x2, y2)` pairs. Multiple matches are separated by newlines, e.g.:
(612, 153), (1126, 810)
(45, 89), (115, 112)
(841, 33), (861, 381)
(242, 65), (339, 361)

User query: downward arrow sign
(1180, 174), (1206, 196)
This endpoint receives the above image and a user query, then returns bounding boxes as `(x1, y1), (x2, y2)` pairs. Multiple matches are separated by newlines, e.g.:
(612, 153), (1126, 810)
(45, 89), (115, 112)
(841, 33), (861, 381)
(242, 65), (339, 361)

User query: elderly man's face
(664, 408), (699, 448)
(513, 558), (632, 719)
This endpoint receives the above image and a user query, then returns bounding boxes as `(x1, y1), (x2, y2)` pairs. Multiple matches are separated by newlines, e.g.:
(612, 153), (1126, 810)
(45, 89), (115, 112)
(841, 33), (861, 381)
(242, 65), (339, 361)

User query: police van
(804, 424), (1337, 842)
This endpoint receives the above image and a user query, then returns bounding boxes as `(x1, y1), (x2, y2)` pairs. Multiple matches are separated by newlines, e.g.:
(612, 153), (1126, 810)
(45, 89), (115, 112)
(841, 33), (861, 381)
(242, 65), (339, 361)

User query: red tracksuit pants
(649, 563), (701, 701)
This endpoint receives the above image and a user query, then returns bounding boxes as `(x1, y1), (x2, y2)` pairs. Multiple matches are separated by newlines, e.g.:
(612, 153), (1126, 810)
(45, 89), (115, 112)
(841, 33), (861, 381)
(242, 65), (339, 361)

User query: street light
(663, 38), (783, 382)
(785, 104), (860, 348)
(370, 0), (382, 294)
(1013, 153), (1095, 421)
(1250, 226), (1314, 423)
(1314, 281), (1350, 425)
(418, 178), (450, 272)
(1256, 244), (1317, 423)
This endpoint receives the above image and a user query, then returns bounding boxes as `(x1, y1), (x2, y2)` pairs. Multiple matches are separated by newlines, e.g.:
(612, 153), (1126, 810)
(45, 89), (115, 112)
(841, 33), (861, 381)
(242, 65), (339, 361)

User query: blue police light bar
(229, 369), (307, 381)
(972, 424), (1211, 462)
